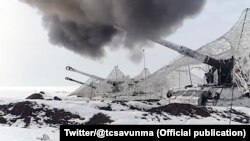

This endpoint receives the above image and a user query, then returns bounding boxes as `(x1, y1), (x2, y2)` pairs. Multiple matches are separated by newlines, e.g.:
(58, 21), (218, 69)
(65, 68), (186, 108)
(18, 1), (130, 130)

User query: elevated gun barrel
(113, 25), (221, 68)
(66, 66), (123, 86)
(152, 38), (221, 69)
(152, 38), (234, 85)
(65, 77), (97, 89)
(66, 66), (105, 81)
(65, 77), (85, 85)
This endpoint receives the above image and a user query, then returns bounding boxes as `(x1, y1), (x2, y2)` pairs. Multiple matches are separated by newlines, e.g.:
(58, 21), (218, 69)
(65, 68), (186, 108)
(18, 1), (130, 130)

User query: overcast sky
(0, 0), (249, 87)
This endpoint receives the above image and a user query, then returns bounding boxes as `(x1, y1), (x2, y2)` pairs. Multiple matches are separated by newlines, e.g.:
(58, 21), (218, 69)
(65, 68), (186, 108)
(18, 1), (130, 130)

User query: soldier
(205, 67), (216, 84)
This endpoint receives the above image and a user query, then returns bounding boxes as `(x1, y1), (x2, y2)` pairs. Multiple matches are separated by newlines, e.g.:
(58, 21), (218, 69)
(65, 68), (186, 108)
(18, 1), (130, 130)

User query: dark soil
(111, 100), (145, 111)
(0, 101), (85, 128)
(136, 99), (160, 102)
(129, 105), (143, 111)
(111, 100), (127, 106)
(210, 109), (250, 124)
(54, 96), (62, 101)
(26, 93), (44, 100)
(148, 103), (210, 118)
(85, 113), (113, 125)
(98, 105), (112, 111)
(0, 117), (7, 124)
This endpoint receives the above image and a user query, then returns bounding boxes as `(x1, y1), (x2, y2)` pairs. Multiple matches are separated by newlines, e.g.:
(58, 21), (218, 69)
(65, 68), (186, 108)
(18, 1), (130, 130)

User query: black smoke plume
(22, 0), (206, 60)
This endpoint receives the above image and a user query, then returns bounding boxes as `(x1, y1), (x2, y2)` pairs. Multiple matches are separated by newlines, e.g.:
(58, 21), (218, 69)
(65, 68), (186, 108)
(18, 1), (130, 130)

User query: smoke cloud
(21, 0), (206, 60)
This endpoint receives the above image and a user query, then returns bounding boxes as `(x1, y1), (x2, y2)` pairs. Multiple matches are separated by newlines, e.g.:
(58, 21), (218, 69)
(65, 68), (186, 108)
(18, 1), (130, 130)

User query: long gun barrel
(152, 38), (234, 85)
(115, 25), (233, 85)
(152, 38), (221, 69)
(114, 25), (222, 69)
(65, 77), (97, 89)
(66, 66), (123, 86)
(66, 66), (105, 81)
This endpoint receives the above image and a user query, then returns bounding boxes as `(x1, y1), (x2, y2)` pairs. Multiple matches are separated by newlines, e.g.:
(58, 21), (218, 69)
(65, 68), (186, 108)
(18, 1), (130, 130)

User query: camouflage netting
(147, 8), (250, 93)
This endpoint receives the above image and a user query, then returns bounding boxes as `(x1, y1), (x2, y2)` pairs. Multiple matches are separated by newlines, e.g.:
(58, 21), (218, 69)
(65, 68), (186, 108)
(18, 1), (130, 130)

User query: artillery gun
(151, 38), (250, 106)
(64, 9), (250, 105)
(65, 77), (97, 99)
(65, 77), (97, 89)
(148, 8), (250, 106)
(152, 38), (234, 86)
(66, 66), (127, 93)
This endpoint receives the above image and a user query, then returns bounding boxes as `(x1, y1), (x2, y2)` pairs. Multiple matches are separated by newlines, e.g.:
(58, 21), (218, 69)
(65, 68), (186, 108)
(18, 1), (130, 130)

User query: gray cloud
(22, 0), (206, 60)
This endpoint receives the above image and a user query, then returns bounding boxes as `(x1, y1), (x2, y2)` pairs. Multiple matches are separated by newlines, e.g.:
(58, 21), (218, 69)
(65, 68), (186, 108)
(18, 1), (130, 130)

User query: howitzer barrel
(66, 66), (105, 81)
(66, 66), (123, 86)
(152, 38), (221, 68)
(65, 77), (85, 85)
(113, 25), (221, 68)
(65, 77), (97, 89)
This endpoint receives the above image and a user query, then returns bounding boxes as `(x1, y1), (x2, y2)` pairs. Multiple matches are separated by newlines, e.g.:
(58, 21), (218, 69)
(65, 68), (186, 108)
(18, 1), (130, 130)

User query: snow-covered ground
(0, 86), (249, 141)
(0, 126), (58, 141)
(0, 86), (76, 141)
(0, 86), (78, 99)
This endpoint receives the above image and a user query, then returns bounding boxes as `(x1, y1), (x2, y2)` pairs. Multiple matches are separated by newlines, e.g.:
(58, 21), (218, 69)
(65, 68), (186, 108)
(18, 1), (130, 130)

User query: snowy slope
(0, 87), (250, 141)
(1, 97), (250, 126)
